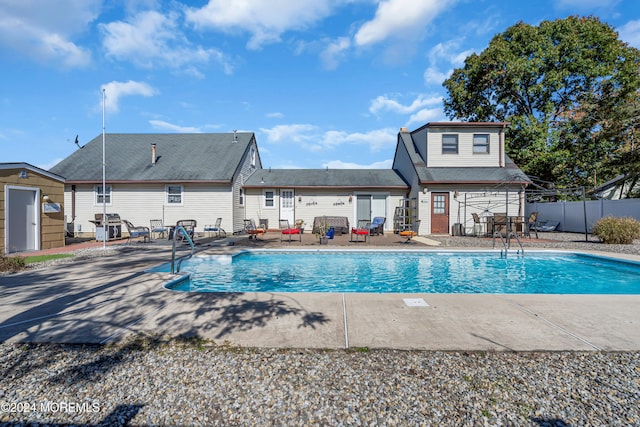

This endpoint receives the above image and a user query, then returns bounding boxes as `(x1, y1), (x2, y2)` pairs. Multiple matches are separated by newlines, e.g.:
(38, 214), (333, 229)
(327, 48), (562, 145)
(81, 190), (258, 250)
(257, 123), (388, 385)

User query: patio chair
(351, 220), (371, 243)
(122, 219), (150, 244)
(175, 219), (197, 243)
(399, 220), (421, 243)
(367, 217), (386, 236)
(279, 219), (301, 243)
(149, 219), (167, 240)
(204, 217), (226, 238)
(244, 219), (266, 239)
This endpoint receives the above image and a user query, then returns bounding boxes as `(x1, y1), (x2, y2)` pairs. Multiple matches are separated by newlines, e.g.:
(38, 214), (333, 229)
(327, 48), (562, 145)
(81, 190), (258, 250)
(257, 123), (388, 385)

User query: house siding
(244, 188), (405, 233)
(426, 127), (502, 167)
(233, 139), (261, 234)
(66, 183), (233, 238)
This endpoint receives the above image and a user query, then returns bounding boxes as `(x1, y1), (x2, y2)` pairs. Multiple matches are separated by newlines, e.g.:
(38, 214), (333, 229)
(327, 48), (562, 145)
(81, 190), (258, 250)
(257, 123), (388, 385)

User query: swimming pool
(160, 250), (640, 294)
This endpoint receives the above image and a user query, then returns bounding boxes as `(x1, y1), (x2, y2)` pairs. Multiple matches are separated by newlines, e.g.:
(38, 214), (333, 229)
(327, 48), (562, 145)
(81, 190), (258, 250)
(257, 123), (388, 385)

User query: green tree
(443, 16), (640, 189)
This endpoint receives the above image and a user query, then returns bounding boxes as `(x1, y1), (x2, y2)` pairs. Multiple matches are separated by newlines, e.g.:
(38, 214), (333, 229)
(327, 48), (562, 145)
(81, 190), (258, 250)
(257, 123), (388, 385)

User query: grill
(90, 213), (122, 240)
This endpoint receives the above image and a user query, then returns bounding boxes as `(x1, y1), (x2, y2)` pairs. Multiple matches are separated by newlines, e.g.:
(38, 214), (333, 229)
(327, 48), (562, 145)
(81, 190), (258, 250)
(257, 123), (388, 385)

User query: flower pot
(319, 236), (328, 245)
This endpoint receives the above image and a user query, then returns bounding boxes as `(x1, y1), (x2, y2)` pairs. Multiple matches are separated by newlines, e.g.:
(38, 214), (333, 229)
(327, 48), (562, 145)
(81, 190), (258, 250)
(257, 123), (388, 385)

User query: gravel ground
(1, 232), (639, 426)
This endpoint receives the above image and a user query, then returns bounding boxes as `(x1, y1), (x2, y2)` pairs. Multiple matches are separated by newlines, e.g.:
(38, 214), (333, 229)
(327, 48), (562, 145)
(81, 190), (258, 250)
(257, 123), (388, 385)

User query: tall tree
(442, 16), (640, 189)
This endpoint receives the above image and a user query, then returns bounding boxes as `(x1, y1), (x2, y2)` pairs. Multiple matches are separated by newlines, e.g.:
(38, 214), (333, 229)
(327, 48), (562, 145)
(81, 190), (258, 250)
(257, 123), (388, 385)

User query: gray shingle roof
(244, 169), (408, 188)
(49, 133), (254, 182)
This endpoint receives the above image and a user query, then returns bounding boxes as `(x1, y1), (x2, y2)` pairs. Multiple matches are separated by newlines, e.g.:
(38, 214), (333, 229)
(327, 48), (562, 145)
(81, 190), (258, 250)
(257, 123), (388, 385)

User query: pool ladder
(493, 231), (524, 257)
(171, 225), (195, 274)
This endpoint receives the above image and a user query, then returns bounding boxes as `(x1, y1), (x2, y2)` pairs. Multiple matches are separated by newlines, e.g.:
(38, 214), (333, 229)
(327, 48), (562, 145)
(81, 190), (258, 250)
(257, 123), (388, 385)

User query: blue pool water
(161, 250), (640, 294)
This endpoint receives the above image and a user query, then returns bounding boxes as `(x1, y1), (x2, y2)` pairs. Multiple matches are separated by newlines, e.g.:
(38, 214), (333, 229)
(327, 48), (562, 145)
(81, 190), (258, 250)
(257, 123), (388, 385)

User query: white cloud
(556, 0), (620, 10)
(100, 80), (158, 113)
(320, 37), (351, 70)
(100, 10), (233, 74)
(266, 112), (284, 119)
(185, 0), (337, 50)
(260, 124), (397, 153)
(423, 67), (451, 85)
(369, 94), (442, 116)
(618, 19), (640, 49)
(354, 0), (456, 47)
(324, 159), (393, 169)
(406, 107), (445, 126)
(149, 120), (201, 133)
(0, 0), (97, 67)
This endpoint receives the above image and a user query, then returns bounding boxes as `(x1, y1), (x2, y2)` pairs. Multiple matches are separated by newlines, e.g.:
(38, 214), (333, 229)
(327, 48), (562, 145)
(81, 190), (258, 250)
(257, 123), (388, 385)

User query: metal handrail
(492, 230), (524, 257)
(171, 225), (195, 274)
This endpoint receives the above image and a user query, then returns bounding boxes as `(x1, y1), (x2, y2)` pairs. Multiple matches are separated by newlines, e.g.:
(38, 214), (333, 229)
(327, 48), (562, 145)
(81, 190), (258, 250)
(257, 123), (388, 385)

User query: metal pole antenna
(102, 88), (107, 249)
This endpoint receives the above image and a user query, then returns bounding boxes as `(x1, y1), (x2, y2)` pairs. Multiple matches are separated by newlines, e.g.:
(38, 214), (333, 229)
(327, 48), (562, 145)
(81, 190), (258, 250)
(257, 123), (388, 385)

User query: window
(250, 147), (256, 167)
(433, 194), (446, 214)
(473, 134), (490, 154)
(166, 185), (183, 205)
(95, 185), (111, 205)
(264, 190), (275, 208)
(442, 134), (458, 154)
(239, 188), (244, 206)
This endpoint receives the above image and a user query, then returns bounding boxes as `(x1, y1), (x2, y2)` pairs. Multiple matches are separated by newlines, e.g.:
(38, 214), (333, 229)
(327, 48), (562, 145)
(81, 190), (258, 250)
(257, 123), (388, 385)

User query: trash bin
(452, 223), (464, 236)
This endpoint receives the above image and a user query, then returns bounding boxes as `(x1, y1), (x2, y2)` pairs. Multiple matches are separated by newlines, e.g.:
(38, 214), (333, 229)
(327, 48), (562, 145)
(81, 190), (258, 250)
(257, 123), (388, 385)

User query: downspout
(499, 126), (505, 167)
(71, 184), (76, 223)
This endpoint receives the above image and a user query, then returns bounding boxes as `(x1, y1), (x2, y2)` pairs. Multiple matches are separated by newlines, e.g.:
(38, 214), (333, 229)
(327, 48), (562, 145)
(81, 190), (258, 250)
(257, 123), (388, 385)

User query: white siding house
(50, 133), (261, 238)
(392, 123), (530, 235)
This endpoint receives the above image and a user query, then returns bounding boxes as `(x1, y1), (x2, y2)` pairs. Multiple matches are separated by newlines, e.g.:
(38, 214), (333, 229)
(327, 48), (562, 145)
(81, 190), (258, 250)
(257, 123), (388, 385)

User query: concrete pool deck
(2, 234), (640, 351)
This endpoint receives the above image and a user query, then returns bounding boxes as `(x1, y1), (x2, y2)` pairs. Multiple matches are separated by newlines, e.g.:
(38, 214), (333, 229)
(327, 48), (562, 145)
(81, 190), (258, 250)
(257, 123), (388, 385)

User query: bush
(0, 254), (27, 273)
(592, 216), (640, 244)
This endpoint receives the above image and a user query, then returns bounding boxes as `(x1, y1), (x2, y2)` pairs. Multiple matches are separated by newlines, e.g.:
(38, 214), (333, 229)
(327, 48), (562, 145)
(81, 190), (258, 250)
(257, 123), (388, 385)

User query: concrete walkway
(2, 237), (640, 351)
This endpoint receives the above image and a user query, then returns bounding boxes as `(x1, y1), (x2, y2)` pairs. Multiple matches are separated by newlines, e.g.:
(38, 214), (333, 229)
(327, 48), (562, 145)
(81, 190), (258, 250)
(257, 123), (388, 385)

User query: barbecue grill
(90, 213), (122, 240)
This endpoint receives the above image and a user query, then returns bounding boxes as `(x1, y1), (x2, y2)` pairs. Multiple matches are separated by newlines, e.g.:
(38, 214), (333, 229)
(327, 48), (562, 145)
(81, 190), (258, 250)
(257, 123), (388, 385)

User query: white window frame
(250, 147), (256, 168)
(442, 134), (458, 154)
(263, 189), (276, 209)
(166, 185), (184, 206)
(239, 188), (245, 206)
(473, 134), (490, 154)
(94, 185), (112, 206)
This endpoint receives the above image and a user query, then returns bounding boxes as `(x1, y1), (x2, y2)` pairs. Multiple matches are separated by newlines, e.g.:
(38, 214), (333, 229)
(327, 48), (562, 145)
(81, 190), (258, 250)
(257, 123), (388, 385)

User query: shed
(1, 163), (66, 254)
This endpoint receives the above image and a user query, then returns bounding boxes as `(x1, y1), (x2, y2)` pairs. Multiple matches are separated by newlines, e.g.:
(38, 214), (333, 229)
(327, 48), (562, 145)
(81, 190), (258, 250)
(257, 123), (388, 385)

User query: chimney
(151, 143), (157, 165)
(400, 127), (408, 132)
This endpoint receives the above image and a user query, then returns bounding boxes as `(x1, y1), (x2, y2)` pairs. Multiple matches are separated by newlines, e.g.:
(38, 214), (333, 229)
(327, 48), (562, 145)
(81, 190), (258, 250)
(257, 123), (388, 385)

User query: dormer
(412, 122), (508, 168)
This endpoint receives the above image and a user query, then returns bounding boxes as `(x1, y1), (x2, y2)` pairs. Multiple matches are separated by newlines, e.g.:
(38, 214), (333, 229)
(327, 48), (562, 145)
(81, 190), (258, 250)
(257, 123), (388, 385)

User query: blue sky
(1, 0), (639, 172)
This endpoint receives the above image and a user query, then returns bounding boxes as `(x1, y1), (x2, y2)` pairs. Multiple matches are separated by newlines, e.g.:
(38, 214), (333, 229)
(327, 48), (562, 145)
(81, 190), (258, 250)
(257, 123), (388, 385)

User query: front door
(431, 192), (449, 234)
(6, 186), (39, 253)
(280, 189), (295, 225)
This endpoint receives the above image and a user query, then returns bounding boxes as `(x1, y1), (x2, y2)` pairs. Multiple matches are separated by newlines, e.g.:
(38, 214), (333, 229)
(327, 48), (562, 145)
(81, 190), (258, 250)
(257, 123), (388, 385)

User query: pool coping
(1, 245), (639, 351)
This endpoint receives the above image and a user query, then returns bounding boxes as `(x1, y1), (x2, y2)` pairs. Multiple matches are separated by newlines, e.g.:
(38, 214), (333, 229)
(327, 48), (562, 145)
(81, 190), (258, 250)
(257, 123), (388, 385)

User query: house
(392, 123), (530, 234)
(1, 163), (65, 254)
(48, 122), (530, 239)
(49, 133), (260, 238)
(242, 169), (409, 233)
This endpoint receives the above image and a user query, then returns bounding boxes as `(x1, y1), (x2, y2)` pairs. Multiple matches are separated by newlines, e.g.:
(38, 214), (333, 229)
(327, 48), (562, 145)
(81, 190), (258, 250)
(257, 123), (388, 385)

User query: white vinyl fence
(526, 198), (640, 233)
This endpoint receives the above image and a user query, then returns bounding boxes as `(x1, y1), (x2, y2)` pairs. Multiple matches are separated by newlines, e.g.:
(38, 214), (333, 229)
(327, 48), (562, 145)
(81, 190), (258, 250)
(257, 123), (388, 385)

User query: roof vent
(232, 129), (238, 143)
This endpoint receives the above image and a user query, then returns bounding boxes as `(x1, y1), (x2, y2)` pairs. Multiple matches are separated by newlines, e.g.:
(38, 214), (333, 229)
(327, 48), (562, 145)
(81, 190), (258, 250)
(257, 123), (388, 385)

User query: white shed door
(6, 187), (38, 253)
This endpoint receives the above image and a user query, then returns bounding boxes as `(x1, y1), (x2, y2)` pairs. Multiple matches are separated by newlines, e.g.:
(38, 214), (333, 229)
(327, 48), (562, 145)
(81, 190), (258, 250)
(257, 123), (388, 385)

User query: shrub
(0, 253), (27, 273)
(592, 216), (640, 244)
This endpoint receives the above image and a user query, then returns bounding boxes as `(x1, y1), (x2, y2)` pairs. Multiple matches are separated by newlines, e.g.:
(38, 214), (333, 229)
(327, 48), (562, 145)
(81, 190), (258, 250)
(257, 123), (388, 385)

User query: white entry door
(6, 186), (39, 253)
(280, 189), (295, 225)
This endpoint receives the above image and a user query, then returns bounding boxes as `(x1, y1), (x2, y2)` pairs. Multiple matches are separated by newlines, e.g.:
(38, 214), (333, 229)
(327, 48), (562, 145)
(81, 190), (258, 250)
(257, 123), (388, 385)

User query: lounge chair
(399, 220), (421, 243)
(351, 220), (371, 242)
(244, 219), (266, 239)
(149, 219), (167, 239)
(175, 219), (197, 243)
(122, 219), (150, 243)
(204, 217), (226, 238)
(279, 219), (301, 242)
(367, 217), (386, 236)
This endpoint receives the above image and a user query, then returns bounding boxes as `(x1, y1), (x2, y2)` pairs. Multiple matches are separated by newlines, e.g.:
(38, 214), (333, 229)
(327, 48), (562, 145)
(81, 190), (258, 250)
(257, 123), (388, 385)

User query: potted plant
(315, 219), (330, 244)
